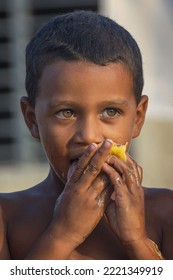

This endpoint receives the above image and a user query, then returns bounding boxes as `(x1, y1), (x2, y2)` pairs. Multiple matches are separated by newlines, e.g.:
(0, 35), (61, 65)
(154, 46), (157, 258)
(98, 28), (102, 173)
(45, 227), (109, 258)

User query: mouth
(68, 151), (85, 179)
(69, 157), (80, 165)
(69, 150), (85, 165)
(67, 158), (80, 181)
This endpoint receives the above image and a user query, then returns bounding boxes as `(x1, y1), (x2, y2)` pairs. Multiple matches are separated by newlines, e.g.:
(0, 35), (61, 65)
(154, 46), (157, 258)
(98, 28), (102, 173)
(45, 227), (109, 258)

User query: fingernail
(116, 177), (122, 185)
(88, 143), (97, 151)
(106, 139), (113, 144)
(104, 139), (113, 147)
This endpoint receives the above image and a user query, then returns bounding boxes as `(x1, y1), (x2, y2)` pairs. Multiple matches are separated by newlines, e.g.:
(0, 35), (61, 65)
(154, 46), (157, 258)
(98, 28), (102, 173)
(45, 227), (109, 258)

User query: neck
(43, 166), (65, 195)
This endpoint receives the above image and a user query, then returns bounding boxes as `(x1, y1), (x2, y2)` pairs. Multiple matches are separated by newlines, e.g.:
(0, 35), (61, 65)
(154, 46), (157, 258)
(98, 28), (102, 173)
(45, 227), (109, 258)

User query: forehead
(38, 60), (134, 103)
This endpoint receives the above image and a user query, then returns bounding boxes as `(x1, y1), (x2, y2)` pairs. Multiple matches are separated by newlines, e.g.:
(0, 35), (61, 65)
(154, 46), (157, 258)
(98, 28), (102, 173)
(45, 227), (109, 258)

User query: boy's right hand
(48, 139), (114, 251)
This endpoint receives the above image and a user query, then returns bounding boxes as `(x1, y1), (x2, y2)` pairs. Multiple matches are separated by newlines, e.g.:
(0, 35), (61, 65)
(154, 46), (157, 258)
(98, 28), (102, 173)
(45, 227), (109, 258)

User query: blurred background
(0, 0), (173, 192)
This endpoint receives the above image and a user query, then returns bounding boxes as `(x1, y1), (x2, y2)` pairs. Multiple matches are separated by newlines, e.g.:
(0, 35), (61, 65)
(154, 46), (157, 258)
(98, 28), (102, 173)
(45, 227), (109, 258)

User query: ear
(132, 95), (148, 138)
(20, 96), (40, 140)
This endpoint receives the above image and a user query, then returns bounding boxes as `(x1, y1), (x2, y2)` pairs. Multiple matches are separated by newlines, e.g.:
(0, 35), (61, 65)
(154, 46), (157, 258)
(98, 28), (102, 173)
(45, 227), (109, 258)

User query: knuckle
(75, 165), (84, 173)
(69, 165), (85, 182)
(127, 167), (135, 176)
(87, 162), (99, 174)
(133, 160), (138, 168)
(97, 147), (105, 157)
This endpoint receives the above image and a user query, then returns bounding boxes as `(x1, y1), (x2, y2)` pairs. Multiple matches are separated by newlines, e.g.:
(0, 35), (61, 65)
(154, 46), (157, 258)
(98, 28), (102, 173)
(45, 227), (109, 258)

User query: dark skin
(0, 61), (173, 260)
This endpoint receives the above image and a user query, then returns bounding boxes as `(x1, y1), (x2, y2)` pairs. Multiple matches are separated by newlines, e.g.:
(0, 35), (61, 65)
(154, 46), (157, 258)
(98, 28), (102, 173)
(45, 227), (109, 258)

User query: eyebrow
(97, 100), (129, 107)
(47, 100), (80, 109)
(47, 99), (129, 109)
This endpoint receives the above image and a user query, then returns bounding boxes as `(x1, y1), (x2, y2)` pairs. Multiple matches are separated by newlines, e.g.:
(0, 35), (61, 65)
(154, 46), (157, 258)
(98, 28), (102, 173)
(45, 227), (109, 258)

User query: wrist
(46, 225), (79, 252)
(25, 229), (76, 260)
(122, 237), (164, 260)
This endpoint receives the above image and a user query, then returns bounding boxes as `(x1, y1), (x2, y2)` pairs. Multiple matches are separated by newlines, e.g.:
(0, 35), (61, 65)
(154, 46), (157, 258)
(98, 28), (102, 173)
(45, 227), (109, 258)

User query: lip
(69, 149), (87, 164)
(69, 157), (80, 164)
(68, 150), (87, 180)
(67, 159), (79, 181)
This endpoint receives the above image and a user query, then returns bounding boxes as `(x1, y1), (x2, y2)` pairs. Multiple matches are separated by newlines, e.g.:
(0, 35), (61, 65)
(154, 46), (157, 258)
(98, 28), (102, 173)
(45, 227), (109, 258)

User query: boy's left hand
(102, 154), (147, 245)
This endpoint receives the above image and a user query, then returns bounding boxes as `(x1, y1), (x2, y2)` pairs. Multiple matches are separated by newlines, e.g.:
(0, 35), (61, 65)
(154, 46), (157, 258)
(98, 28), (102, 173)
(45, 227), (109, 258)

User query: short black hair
(25, 10), (144, 106)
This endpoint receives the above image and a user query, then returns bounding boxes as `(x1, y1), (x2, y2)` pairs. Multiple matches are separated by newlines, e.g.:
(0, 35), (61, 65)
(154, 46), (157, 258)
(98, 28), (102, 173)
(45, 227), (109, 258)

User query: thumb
(105, 198), (116, 223)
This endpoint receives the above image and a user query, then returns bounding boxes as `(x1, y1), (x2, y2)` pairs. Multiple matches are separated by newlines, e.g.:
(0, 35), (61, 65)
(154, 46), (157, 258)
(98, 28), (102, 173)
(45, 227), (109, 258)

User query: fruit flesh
(110, 143), (127, 161)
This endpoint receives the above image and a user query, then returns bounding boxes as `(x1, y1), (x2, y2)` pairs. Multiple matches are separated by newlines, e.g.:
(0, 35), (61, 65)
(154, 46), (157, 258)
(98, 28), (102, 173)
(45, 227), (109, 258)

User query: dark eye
(101, 108), (120, 118)
(56, 109), (75, 119)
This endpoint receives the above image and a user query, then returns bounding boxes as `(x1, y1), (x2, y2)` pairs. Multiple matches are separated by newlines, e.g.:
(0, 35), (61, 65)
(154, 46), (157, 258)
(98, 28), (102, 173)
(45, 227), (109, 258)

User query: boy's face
(22, 61), (148, 181)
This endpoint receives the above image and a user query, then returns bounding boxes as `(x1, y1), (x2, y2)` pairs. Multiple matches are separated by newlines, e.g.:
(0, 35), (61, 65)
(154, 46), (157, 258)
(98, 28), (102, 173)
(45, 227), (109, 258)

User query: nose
(74, 116), (103, 145)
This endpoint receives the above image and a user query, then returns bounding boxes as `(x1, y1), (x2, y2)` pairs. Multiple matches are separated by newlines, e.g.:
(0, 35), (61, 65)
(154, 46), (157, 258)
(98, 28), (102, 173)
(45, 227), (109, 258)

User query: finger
(102, 162), (127, 195)
(126, 154), (142, 187)
(102, 183), (114, 201)
(137, 165), (143, 184)
(79, 139), (113, 186)
(89, 172), (110, 197)
(105, 154), (140, 192)
(105, 198), (115, 222)
(97, 183), (114, 208)
(68, 142), (98, 182)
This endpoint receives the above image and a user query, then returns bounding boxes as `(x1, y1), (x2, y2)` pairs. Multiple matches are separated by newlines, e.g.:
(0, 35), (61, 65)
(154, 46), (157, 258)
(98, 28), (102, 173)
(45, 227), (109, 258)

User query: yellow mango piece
(110, 143), (127, 161)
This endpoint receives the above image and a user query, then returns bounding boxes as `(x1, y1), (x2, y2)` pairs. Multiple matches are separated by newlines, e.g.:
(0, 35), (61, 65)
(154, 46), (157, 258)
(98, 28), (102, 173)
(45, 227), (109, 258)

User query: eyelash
(56, 109), (75, 119)
(55, 108), (121, 119)
(100, 108), (121, 118)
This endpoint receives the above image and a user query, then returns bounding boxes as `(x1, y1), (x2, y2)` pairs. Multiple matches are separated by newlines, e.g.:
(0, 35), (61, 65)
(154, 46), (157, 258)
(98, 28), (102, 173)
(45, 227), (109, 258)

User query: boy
(0, 10), (173, 260)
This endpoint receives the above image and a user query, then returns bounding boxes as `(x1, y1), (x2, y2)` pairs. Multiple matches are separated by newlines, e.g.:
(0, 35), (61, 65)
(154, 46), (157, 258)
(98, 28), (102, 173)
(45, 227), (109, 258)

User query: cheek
(39, 123), (65, 151)
(109, 121), (135, 152)
(110, 125), (132, 143)
(38, 126), (70, 175)
(43, 139), (70, 180)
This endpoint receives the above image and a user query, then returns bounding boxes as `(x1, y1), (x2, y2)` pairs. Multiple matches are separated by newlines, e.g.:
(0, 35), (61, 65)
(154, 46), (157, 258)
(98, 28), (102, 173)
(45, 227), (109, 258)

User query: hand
(102, 154), (147, 244)
(49, 139), (114, 249)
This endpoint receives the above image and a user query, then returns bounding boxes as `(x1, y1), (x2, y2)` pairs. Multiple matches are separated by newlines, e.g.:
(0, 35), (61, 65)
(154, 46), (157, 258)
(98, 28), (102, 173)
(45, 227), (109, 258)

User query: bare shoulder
(0, 191), (17, 259)
(0, 185), (42, 217)
(0, 182), (55, 259)
(0, 186), (39, 228)
(143, 186), (173, 259)
(144, 186), (173, 217)
(0, 181), (56, 224)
